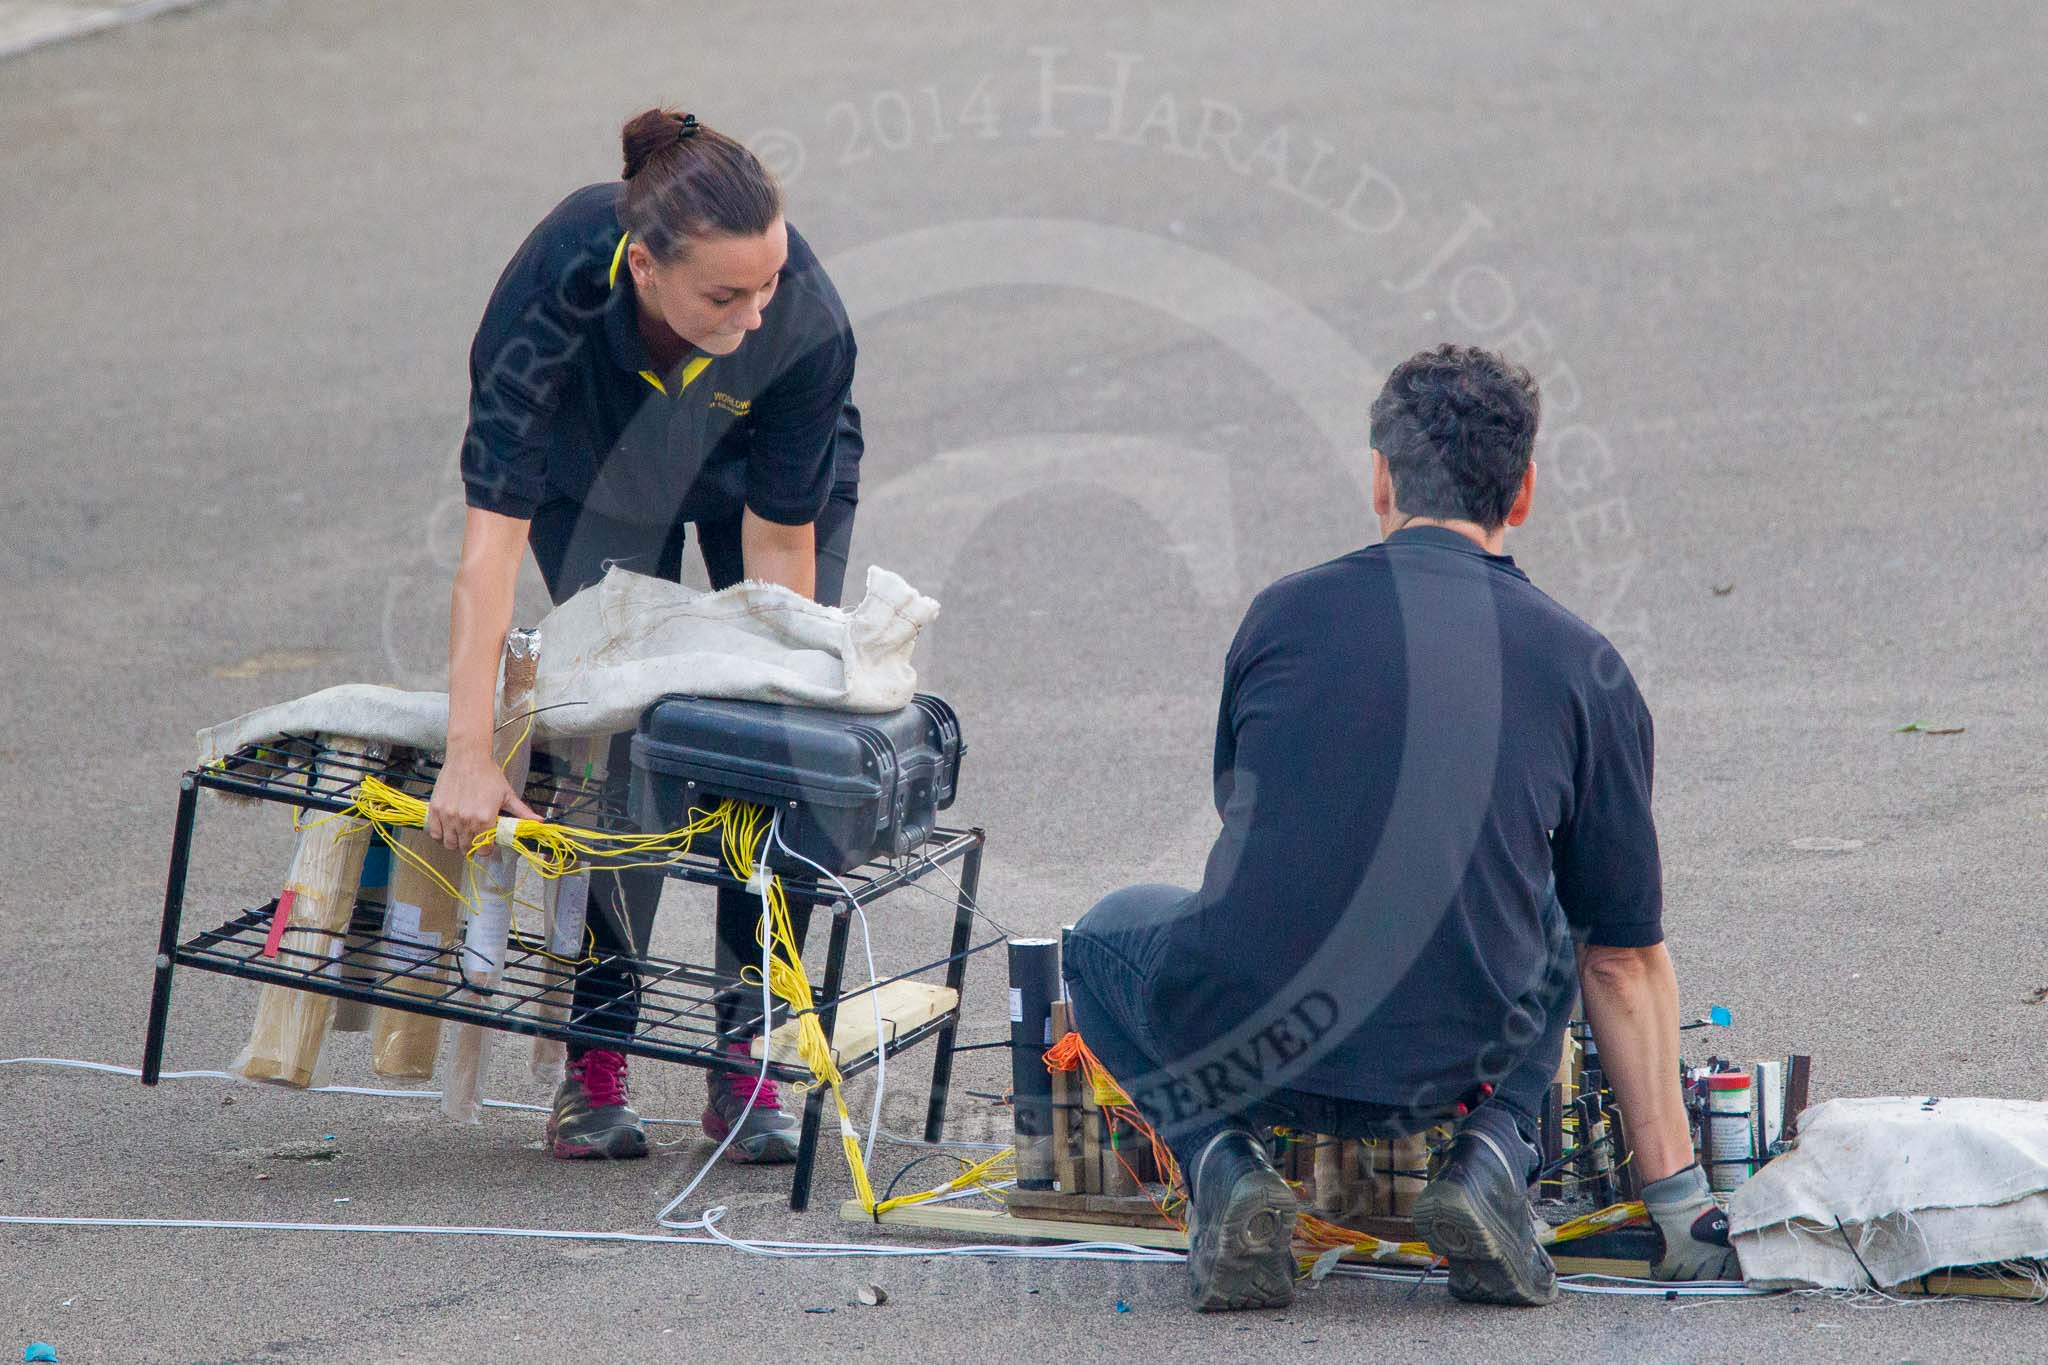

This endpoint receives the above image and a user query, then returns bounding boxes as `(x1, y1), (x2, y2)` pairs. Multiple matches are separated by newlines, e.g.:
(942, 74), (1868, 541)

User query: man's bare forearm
(1578, 941), (1694, 1186)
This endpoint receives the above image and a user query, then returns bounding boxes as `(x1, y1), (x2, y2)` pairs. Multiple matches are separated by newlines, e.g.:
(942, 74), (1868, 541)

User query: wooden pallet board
(749, 980), (957, 1067)
(837, 1202), (2040, 1299)
(1006, 1186), (1177, 1230)
(842, 1198), (1188, 1249)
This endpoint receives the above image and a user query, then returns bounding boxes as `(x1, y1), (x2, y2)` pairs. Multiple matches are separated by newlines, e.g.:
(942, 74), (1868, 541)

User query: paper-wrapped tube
(529, 735), (606, 1084)
(330, 838), (391, 1033)
(232, 736), (375, 1087)
(368, 828), (465, 1080)
(1009, 939), (1060, 1190)
(441, 629), (538, 1124)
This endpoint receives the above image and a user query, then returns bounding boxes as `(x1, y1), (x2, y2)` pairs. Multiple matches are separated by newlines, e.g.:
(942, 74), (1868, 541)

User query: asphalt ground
(2, 2), (2044, 1361)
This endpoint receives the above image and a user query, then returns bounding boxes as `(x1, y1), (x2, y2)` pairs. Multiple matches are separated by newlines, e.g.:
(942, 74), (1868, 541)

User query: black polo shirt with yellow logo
(461, 182), (860, 529)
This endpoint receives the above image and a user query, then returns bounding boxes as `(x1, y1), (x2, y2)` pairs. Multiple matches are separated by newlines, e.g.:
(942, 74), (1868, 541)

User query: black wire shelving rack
(142, 735), (990, 1211)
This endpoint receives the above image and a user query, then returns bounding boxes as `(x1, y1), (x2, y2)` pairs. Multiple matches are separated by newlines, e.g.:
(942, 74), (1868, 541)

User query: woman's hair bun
(622, 107), (698, 181)
(617, 106), (781, 262)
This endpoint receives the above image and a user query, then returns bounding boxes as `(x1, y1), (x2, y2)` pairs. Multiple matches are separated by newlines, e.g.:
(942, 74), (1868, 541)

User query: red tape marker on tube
(263, 888), (297, 958)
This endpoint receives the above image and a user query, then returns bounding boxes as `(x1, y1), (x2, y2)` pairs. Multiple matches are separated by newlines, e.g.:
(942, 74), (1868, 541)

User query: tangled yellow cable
(331, 773), (919, 1211)
(343, 774), (730, 905)
(716, 801), (888, 1212)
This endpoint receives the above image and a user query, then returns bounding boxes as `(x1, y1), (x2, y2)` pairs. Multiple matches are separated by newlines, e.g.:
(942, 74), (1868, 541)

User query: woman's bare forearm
(740, 507), (817, 599)
(448, 507), (529, 758)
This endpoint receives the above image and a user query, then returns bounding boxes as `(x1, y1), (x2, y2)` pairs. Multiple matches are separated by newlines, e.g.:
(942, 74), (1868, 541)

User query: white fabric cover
(1729, 1096), (2048, 1289)
(196, 566), (940, 767)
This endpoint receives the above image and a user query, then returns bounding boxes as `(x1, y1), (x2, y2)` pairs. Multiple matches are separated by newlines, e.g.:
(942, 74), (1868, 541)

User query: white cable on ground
(652, 823), (781, 1230)
(0, 1054), (1783, 1291)
(0, 1211), (1177, 1262)
(0, 841), (1782, 1301)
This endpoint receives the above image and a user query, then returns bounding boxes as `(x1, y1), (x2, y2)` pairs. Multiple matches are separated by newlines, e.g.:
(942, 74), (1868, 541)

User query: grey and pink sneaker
(547, 1049), (649, 1160)
(701, 1041), (802, 1164)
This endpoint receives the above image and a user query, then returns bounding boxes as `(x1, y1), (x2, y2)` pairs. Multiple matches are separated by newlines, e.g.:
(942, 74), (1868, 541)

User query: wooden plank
(1338, 1214), (1417, 1244)
(1006, 1188), (1171, 1217)
(842, 1201), (2041, 1300)
(1901, 1271), (2047, 1301)
(1551, 1254), (1653, 1277)
(1005, 1187), (1176, 1230)
(1079, 1061), (1104, 1195)
(843, 1199), (1189, 1250)
(847, 1201), (1641, 1272)
(1048, 1001), (1082, 1193)
(748, 980), (959, 1067)
(1782, 1054), (1814, 1138)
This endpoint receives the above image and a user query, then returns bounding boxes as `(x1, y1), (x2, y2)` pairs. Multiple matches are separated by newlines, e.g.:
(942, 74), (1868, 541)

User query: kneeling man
(1064, 344), (1737, 1311)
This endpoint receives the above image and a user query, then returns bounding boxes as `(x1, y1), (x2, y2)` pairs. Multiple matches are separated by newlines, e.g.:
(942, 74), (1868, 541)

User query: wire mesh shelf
(200, 734), (985, 902)
(181, 894), (829, 1075)
(152, 735), (990, 1209)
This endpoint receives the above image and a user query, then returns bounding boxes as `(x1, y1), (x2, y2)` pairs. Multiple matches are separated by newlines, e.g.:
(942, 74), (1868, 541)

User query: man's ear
(1504, 460), (1536, 528)
(1371, 449), (1394, 520)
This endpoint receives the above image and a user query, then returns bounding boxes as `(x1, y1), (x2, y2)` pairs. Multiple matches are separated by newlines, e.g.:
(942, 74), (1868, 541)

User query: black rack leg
(142, 776), (201, 1085)
(923, 837), (983, 1144)
(788, 902), (853, 1213)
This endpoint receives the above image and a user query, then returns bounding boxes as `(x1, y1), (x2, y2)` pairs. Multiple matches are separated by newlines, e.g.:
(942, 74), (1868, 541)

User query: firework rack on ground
(141, 736), (987, 1211)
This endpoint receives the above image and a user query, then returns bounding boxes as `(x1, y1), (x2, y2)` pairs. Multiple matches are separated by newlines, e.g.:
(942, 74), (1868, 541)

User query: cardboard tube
(1100, 1111), (1141, 1198)
(1008, 939), (1060, 1190)
(331, 837), (391, 1033)
(368, 828), (466, 1080)
(530, 736), (605, 1084)
(234, 736), (375, 1088)
(441, 630), (538, 1124)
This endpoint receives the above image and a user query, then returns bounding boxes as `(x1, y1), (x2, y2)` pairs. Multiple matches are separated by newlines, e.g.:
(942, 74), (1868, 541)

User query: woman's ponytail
(618, 107), (781, 263)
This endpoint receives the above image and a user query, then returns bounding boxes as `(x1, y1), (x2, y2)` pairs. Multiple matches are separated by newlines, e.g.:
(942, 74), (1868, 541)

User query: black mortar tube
(1009, 938), (1060, 1189)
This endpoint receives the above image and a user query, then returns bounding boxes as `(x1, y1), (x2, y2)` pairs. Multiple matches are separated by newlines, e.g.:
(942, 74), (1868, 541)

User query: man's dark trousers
(1062, 882), (1576, 1190)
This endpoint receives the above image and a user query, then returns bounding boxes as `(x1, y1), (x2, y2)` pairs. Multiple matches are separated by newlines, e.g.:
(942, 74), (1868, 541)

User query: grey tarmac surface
(3, 2), (2044, 1361)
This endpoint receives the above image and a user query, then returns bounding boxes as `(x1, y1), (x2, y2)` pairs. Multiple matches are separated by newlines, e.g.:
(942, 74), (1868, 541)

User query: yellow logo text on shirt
(709, 391), (752, 417)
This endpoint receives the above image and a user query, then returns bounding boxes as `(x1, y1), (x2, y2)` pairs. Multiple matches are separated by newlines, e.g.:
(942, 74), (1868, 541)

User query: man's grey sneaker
(702, 1041), (802, 1164)
(1184, 1128), (1300, 1312)
(1411, 1128), (1557, 1306)
(547, 1048), (649, 1160)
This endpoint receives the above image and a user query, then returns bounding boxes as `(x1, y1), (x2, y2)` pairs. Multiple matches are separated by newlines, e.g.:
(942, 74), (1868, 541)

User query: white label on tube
(1008, 987), (1024, 1023)
(549, 874), (591, 958)
(382, 900), (441, 965)
(463, 869), (513, 978)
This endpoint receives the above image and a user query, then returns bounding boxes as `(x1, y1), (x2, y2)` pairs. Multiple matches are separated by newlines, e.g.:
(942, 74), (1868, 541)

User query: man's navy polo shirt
(1147, 526), (1664, 1109)
(461, 182), (860, 529)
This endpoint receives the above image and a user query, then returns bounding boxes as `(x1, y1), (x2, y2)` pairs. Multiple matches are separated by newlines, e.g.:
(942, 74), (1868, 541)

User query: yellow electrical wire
(1293, 1198), (1649, 1272)
(343, 774), (731, 899)
(274, 761), (929, 1212)
(716, 800), (887, 1212)
(878, 1147), (1018, 1216)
